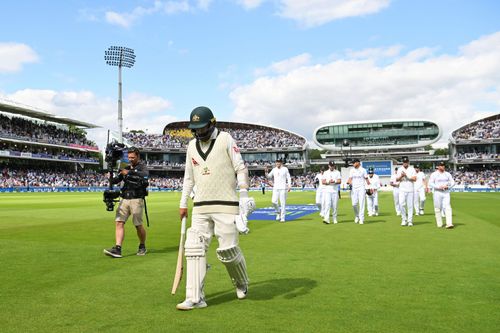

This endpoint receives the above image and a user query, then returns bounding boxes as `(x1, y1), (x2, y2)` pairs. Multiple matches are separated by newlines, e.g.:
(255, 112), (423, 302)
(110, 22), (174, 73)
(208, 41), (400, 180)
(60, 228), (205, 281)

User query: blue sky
(1, 0), (500, 148)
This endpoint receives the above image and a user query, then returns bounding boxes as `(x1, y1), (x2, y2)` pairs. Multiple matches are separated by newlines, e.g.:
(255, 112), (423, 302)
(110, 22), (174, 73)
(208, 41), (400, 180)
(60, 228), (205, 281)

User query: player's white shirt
(322, 169), (341, 192)
(349, 167), (368, 190)
(367, 174), (381, 190)
(315, 173), (325, 190)
(414, 171), (426, 190)
(429, 171), (455, 192)
(397, 166), (416, 193)
(390, 173), (400, 188)
(267, 166), (291, 190)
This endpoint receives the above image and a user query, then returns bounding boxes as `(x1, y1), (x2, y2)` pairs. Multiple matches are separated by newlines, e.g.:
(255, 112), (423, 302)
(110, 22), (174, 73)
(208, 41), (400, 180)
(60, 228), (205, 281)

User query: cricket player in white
(390, 167), (401, 216)
(177, 106), (255, 310)
(265, 159), (291, 222)
(396, 157), (417, 226)
(347, 158), (370, 224)
(428, 161), (455, 228)
(321, 161), (341, 224)
(413, 165), (427, 215)
(314, 168), (326, 218)
(366, 167), (381, 216)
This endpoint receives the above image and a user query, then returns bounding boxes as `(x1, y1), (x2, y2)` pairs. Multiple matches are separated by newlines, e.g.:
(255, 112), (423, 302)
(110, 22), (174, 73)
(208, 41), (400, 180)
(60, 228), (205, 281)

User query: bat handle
(180, 216), (187, 235)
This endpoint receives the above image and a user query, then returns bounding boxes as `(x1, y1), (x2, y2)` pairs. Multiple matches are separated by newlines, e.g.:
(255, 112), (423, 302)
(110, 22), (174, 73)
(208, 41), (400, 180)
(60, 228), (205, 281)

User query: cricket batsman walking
(176, 106), (255, 310)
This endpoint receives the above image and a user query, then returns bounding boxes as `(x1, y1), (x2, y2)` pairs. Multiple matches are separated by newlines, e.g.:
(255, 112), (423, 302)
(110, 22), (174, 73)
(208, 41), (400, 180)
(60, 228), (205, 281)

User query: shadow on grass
(207, 278), (317, 306)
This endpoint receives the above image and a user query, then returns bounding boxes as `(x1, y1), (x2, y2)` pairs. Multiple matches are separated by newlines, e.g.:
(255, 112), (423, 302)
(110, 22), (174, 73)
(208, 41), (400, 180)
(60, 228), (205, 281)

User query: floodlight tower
(341, 139), (352, 167)
(104, 46), (135, 143)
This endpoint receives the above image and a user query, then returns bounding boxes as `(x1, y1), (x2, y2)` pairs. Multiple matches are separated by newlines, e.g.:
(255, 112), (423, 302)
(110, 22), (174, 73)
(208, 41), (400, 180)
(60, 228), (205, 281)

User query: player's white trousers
(399, 191), (414, 223)
(393, 188), (401, 215)
(414, 188), (426, 212)
(272, 189), (287, 220)
(366, 191), (378, 215)
(185, 213), (241, 302)
(351, 188), (366, 222)
(316, 188), (324, 214)
(323, 190), (339, 222)
(432, 190), (452, 227)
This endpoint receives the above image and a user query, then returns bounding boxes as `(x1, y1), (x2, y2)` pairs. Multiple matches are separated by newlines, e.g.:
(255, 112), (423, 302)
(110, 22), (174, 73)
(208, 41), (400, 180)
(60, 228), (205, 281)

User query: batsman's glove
(236, 191), (256, 234)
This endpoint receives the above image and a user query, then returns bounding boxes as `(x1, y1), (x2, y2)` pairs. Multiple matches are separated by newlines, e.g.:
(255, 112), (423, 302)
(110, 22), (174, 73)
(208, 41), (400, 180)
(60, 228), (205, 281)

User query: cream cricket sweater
(188, 131), (239, 214)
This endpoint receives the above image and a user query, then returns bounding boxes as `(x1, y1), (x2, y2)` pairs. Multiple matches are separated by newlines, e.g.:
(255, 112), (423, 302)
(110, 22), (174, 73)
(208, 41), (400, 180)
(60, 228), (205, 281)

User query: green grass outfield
(0, 191), (499, 333)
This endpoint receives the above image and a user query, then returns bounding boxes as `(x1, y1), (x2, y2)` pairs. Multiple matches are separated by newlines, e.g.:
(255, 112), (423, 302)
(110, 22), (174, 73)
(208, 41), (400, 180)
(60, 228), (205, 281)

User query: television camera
(103, 141), (126, 211)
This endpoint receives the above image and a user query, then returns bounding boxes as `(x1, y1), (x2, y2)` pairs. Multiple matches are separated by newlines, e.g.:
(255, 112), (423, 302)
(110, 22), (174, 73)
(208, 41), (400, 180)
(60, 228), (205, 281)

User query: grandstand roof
(451, 113), (500, 140)
(163, 121), (307, 142)
(0, 99), (99, 128)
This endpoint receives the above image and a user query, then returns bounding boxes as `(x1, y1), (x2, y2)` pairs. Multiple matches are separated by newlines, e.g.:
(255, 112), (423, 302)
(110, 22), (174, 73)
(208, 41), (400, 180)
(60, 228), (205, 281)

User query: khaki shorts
(115, 198), (144, 226)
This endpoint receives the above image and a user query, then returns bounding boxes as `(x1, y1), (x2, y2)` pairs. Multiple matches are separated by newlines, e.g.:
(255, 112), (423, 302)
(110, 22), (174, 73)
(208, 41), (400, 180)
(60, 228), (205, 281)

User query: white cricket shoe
(401, 221), (407, 226)
(333, 219), (338, 224)
(236, 285), (248, 300)
(368, 213), (373, 217)
(408, 222), (414, 227)
(359, 220), (364, 225)
(445, 225), (454, 229)
(355, 217), (359, 224)
(375, 212), (379, 216)
(419, 210), (424, 215)
(176, 299), (207, 311)
(323, 219), (330, 224)
(396, 212), (401, 216)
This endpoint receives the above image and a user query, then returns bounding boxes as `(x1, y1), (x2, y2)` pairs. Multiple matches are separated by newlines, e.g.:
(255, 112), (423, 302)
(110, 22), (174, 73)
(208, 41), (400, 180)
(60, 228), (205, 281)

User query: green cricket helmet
(188, 106), (216, 129)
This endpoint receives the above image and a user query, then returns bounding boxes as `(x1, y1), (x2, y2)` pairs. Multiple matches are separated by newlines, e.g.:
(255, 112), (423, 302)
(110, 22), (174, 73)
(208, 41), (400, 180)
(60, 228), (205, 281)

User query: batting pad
(185, 229), (207, 303)
(216, 246), (249, 287)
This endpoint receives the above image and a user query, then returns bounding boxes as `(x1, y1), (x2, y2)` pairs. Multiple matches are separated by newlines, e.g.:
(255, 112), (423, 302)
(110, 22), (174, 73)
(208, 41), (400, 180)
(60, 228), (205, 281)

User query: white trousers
(191, 213), (239, 249)
(414, 187), (426, 212)
(399, 191), (414, 223)
(323, 190), (339, 222)
(272, 189), (287, 220)
(351, 188), (366, 222)
(366, 191), (379, 215)
(185, 213), (240, 302)
(316, 188), (324, 214)
(433, 191), (453, 227)
(393, 188), (401, 215)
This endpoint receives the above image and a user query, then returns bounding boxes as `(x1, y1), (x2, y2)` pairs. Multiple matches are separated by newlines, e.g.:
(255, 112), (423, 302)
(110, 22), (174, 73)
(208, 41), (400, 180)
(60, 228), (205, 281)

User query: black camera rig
(103, 141), (126, 211)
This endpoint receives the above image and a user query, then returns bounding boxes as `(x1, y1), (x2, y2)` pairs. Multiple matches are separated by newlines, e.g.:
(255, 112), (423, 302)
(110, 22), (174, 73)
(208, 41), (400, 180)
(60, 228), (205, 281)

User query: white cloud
(254, 53), (311, 76)
(237, 0), (266, 10)
(230, 31), (500, 144)
(279, 0), (390, 27)
(0, 89), (176, 149)
(104, 1), (209, 28)
(0, 43), (39, 73)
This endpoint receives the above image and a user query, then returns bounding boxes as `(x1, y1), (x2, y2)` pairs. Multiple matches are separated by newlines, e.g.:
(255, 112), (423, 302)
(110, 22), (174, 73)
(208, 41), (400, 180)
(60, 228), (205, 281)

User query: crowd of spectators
(1, 166), (497, 189)
(0, 141), (99, 163)
(456, 152), (499, 160)
(0, 114), (97, 148)
(450, 169), (499, 188)
(453, 118), (500, 140)
(123, 127), (306, 150)
(0, 168), (108, 188)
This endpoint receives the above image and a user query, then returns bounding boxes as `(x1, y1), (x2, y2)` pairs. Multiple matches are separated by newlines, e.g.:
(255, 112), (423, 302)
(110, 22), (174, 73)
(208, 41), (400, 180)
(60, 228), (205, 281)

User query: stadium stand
(122, 121), (308, 176)
(450, 113), (500, 167)
(0, 99), (100, 182)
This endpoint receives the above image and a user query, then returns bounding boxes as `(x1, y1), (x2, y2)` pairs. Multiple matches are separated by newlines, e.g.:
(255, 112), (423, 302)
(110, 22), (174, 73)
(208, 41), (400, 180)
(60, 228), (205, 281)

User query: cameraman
(104, 147), (149, 258)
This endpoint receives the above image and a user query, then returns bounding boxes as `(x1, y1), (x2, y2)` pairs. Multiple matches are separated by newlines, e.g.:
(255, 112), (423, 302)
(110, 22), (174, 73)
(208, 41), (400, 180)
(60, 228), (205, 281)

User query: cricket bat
(171, 216), (187, 295)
